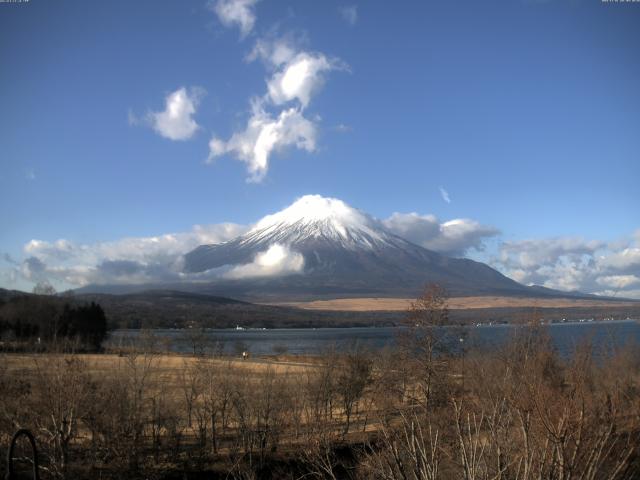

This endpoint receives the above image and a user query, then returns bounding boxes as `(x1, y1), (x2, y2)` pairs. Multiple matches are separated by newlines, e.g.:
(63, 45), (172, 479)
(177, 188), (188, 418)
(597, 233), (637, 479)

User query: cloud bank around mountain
(493, 232), (640, 298)
(225, 243), (304, 279)
(382, 212), (499, 256)
(3, 223), (247, 288)
(3, 201), (638, 299)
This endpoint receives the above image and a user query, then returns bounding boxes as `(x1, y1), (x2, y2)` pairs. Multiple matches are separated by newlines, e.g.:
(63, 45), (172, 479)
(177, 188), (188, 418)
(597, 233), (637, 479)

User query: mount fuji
(182, 195), (536, 300)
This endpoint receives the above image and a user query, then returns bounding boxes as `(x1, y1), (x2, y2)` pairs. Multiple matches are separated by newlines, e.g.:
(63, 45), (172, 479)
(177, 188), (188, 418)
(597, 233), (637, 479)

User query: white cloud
(595, 289), (640, 299)
(266, 52), (338, 108)
(339, 5), (358, 26)
(10, 223), (247, 288)
(211, 0), (258, 38)
(225, 243), (304, 279)
(596, 275), (640, 289)
(597, 246), (640, 272)
(247, 37), (298, 67)
(499, 237), (603, 270)
(210, 37), (344, 181)
(208, 104), (317, 182)
(493, 232), (640, 298)
(439, 186), (450, 204)
(535, 261), (591, 292)
(149, 87), (204, 141)
(383, 212), (499, 256)
(25, 168), (35, 181)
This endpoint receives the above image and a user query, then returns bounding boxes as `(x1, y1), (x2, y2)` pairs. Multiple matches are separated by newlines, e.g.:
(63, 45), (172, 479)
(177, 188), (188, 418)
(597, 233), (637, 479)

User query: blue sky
(1, 0), (639, 296)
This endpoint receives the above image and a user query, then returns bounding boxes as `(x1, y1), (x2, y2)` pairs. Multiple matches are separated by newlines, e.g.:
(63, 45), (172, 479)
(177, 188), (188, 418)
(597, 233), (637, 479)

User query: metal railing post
(5, 429), (39, 480)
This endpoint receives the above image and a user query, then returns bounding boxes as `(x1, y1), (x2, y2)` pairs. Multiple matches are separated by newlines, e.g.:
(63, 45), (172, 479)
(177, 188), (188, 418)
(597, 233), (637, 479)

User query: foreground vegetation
(2, 299), (640, 479)
(2, 333), (640, 479)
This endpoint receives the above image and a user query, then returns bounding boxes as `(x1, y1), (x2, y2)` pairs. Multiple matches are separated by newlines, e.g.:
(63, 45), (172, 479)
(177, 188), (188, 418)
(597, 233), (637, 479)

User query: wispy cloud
(211, 0), (259, 38)
(25, 168), (36, 181)
(334, 123), (352, 133)
(339, 5), (358, 26)
(439, 186), (451, 204)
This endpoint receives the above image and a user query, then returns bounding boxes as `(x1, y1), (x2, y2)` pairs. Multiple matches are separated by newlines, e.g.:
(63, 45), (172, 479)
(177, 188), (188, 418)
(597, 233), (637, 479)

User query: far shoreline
(269, 295), (640, 312)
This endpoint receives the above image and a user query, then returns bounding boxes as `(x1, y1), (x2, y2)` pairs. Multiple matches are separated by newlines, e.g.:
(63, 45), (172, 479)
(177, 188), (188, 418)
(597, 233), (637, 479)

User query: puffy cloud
(596, 275), (640, 289)
(436, 220), (499, 253)
(149, 87), (204, 141)
(211, 38), (344, 181)
(597, 246), (640, 273)
(21, 257), (47, 282)
(499, 237), (603, 270)
(9, 223), (248, 288)
(383, 213), (499, 256)
(595, 289), (640, 299)
(211, 0), (258, 38)
(24, 239), (76, 261)
(493, 232), (640, 298)
(208, 105), (317, 182)
(339, 5), (358, 26)
(534, 261), (591, 292)
(266, 52), (337, 108)
(495, 238), (603, 292)
(225, 244), (304, 279)
(24, 224), (246, 267)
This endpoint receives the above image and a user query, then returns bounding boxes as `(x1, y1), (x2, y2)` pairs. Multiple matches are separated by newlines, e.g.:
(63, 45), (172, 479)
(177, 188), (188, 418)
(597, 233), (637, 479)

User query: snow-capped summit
(183, 194), (530, 299)
(255, 195), (373, 230)
(242, 194), (391, 249)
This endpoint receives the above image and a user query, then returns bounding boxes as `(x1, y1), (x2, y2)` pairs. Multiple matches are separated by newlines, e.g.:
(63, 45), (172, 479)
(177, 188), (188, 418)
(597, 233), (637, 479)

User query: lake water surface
(109, 319), (640, 357)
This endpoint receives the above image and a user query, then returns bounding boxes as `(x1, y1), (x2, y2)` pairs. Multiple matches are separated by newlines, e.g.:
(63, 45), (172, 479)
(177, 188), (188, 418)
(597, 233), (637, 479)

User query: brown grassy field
(272, 295), (639, 311)
(0, 352), (317, 379)
(3, 330), (640, 480)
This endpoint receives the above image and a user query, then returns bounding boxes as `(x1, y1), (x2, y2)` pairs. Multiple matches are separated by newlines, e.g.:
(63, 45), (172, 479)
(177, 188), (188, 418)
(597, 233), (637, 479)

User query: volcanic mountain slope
(184, 195), (537, 299)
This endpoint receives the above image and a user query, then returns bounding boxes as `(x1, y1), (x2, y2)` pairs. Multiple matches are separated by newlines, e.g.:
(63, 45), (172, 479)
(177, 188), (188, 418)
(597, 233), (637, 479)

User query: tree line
(0, 294), (108, 351)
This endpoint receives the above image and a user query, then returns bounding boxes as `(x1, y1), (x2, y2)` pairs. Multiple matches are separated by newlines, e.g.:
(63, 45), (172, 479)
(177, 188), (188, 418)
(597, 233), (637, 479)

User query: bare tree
(404, 283), (451, 409)
(336, 344), (372, 435)
(32, 280), (56, 296)
(31, 355), (92, 478)
(361, 410), (441, 480)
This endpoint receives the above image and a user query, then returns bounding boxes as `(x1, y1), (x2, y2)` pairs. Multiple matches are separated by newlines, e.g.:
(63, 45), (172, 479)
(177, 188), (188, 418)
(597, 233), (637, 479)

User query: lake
(108, 319), (640, 357)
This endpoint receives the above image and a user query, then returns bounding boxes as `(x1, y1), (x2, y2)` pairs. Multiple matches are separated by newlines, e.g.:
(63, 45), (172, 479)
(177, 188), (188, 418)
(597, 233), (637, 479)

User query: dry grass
(1, 352), (315, 377)
(272, 295), (639, 311)
(2, 335), (639, 479)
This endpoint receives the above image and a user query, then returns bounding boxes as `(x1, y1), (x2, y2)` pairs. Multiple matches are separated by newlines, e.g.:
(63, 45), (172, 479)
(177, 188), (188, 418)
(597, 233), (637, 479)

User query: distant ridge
(3, 288), (638, 330)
